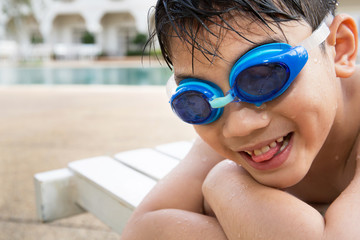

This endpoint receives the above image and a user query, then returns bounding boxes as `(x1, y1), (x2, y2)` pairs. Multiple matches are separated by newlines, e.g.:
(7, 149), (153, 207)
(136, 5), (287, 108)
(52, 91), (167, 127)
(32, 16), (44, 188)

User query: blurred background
(0, 0), (359, 239)
(0, 1), (197, 240)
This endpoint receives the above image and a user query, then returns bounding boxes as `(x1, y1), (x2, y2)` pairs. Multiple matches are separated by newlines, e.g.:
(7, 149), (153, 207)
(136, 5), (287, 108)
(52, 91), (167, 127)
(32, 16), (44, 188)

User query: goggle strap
(166, 74), (177, 99)
(210, 92), (235, 108)
(300, 14), (333, 50)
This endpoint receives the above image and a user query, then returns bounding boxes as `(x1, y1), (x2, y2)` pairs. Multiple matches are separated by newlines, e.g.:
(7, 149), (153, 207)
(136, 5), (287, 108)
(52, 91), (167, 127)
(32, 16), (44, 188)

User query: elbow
(121, 216), (141, 240)
(121, 209), (168, 240)
(121, 210), (151, 240)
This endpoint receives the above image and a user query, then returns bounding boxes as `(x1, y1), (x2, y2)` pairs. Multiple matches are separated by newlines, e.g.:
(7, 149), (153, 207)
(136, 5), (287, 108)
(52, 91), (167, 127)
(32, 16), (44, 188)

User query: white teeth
(248, 143), (272, 156)
(254, 149), (262, 156)
(246, 135), (290, 156)
(261, 146), (270, 153)
(280, 139), (289, 152)
(270, 142), (277, 148)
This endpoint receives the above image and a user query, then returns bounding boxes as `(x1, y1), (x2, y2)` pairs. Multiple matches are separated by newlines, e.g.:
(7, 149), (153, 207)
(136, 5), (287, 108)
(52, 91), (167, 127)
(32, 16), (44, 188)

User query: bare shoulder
(131, 138), (225, 215)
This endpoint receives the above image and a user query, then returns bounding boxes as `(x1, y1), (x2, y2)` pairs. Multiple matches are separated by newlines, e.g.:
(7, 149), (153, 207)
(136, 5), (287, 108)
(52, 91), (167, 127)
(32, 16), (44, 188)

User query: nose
(222, 105), (271, 138)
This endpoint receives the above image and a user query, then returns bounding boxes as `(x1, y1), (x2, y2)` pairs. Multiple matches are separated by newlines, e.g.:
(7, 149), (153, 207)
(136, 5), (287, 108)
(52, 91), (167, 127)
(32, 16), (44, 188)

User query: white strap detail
(166, 74), (177, 99)
(300, 14), (333, 50)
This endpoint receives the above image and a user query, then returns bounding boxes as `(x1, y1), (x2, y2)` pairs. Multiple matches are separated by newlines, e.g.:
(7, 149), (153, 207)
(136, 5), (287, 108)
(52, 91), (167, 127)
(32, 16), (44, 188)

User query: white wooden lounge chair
(34, 141), (193, 234)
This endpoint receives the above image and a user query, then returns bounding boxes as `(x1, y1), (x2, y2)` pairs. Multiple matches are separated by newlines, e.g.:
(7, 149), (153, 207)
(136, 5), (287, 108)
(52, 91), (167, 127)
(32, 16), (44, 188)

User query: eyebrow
(174, 37), (285, 84)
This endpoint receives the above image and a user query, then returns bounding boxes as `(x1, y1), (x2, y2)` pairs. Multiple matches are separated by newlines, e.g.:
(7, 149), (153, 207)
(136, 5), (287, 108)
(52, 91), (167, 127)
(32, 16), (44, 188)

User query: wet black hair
(147, 0), (338, 69)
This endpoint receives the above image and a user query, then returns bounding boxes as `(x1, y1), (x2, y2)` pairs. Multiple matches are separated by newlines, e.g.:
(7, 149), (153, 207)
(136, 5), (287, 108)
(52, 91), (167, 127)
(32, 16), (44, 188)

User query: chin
(253, 169), (307, 189)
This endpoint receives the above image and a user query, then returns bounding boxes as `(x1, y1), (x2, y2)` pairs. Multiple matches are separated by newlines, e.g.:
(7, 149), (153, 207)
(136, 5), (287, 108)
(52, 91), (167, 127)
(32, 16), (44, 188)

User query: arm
(203, 146), (360, 240)
(202, 161), (324, 240)
(121, 138), (227, 240)
(322, 142), (360, 239)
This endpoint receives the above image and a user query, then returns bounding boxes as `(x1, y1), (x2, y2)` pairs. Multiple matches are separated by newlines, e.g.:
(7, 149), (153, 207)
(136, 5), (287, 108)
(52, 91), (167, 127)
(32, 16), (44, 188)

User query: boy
(122, 0), (360, 239)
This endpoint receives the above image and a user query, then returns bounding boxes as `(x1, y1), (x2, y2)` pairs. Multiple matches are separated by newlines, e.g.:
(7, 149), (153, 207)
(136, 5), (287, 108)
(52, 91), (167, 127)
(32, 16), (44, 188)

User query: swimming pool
(0, 66), (173, 85)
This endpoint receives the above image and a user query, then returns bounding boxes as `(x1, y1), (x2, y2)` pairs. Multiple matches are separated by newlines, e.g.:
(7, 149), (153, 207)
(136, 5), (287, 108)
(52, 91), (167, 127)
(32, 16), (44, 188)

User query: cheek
(194, 125), (230, 158)
(194, 125), (219, 148)
(284, 63), (338, 146)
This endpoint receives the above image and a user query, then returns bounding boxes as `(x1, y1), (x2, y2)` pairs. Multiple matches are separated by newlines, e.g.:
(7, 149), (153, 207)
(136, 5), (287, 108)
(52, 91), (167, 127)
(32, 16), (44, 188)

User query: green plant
(132, 33), (147, 46)
(81, 31), (95, 44)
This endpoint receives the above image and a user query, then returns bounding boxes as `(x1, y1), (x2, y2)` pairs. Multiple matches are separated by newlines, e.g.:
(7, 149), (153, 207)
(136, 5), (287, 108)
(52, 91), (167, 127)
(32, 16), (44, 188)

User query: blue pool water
(0, 66), (173, 85)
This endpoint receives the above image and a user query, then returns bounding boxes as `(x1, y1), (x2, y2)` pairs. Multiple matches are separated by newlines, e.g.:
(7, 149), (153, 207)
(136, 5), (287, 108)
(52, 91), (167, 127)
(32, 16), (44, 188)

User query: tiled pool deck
(0, 83), (196, 239)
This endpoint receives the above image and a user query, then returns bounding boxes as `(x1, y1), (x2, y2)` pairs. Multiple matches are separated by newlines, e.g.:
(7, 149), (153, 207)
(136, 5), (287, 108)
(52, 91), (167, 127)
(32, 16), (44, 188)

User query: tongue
(251, 142), (282, 163)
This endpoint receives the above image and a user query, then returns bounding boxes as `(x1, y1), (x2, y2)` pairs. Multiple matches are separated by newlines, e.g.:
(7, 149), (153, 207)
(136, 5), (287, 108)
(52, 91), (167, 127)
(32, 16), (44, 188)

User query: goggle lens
(171, 91), (212, 124)
(235, 63), (290, 99)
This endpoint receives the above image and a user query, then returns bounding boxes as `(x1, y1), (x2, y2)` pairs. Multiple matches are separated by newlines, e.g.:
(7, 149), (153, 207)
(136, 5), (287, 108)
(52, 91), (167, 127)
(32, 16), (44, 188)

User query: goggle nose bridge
(209, 89), (238, 108)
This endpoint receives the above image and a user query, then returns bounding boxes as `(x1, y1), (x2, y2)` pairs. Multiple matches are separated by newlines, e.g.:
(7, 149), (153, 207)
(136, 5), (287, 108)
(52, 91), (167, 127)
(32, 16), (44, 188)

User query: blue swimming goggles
(167, 16), (332, 125)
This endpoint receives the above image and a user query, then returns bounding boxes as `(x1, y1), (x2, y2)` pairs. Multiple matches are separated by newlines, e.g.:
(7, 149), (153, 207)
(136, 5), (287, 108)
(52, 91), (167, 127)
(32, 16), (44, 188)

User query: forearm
(121, 209), (227, 240)
(203, 161), (325, 240)
(323, 169), (360, 239)
(121, 137), (227, 239)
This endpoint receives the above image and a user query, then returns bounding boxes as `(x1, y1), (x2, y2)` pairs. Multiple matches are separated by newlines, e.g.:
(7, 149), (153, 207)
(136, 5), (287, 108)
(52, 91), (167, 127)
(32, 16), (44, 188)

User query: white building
(0, 0), (359, 61)
(0, 0), (157, 60)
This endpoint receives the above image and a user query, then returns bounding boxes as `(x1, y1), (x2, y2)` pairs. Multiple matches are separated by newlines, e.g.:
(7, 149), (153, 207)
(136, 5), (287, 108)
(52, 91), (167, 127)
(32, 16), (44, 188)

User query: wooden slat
(74, 176), (134, 234)
(34, 141), (192, 232)
(34, 168), (84, 222)
(68, 156), (157, 209)
(68, 156), (158, 233)
(155, 141), (193, 160)
(114, 148), (179, 180)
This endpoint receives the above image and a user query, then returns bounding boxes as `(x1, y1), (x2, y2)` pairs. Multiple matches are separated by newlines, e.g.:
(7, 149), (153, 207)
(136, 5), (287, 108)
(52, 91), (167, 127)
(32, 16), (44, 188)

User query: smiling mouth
(242, 133), (293, 163)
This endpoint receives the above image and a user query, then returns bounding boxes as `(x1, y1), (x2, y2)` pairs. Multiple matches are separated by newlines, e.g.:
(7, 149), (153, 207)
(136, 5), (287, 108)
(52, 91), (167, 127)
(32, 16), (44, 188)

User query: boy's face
(170, 18), (341, 188)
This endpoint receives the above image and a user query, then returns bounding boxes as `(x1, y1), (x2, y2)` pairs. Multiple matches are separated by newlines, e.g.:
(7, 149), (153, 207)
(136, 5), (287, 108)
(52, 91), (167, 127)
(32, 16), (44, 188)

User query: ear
(326, 14), (358, 78)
